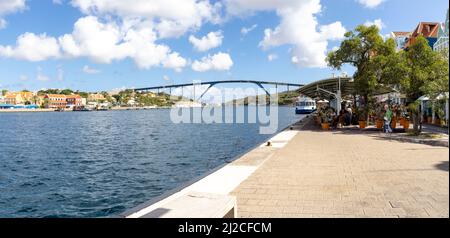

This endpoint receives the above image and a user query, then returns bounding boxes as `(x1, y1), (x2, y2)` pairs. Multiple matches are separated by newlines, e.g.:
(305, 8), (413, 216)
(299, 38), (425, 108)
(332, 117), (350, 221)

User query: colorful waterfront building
(390, 31), (411, 51)
(88, 93), (106, 102)
(66, 94), (83, 108)
(405, 22), (440, 49)
(434, 9), (449, 53)
(2, 91), (34, 105)
(44, 94), (67, 108)
(3, 93), (21, 105)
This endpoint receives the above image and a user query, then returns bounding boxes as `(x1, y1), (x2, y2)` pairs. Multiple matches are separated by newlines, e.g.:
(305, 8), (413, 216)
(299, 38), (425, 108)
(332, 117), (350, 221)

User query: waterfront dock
(231, 120), (449, 218)
(124, 117), (449, 218)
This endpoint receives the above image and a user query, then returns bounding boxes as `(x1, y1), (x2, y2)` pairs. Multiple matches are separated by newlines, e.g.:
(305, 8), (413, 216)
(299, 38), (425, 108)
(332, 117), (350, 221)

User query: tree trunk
(412, 111), (421, 135)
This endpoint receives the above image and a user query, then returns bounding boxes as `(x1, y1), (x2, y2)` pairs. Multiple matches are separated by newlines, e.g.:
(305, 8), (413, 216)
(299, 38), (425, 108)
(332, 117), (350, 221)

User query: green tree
(382, 36), (449, 133)
(1, 89), (8, 96)
(76, 91), (89, 98)
(112, 94), (121, 105)
(61, 89), (74, 95)
(421, 48), (449, 99)
(326, 25), (393, 121)
(31, 94), (39, 105)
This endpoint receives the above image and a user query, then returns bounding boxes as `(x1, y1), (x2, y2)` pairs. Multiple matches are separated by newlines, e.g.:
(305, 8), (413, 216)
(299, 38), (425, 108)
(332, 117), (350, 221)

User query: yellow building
(3, 91), (35, 105)
(88, 93), (106, 102)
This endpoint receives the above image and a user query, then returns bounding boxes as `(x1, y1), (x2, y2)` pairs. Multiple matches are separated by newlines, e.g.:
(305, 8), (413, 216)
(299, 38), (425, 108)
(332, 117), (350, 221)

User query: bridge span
(133, 80), (304, 100)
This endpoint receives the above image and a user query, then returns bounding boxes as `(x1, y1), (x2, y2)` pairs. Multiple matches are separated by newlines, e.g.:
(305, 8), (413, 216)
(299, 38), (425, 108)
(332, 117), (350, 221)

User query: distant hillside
(225, 91), (300, 106)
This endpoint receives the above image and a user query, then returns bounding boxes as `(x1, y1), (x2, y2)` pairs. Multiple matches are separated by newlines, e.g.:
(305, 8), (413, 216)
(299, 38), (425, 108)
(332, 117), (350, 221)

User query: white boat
(295, 97), (316, 114)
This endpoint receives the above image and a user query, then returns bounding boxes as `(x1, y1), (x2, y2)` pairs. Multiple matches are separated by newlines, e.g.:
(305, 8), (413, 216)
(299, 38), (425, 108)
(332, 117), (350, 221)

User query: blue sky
(0, 0), (448, 93)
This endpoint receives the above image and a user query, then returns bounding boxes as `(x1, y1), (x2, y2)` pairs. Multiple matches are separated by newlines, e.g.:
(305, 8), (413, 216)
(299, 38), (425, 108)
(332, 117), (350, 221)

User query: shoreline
(0, 107), (171, 113)
(1, 105), (295, 113)
(0, 108), (55, 113)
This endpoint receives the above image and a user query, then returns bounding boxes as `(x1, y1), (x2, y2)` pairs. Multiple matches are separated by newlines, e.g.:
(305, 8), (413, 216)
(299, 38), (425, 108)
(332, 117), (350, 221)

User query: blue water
(0, 106), (304, 217)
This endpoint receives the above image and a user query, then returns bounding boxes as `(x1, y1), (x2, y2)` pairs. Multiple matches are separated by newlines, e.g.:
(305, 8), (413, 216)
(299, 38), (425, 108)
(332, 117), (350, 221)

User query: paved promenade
(231, 121), (449, 218)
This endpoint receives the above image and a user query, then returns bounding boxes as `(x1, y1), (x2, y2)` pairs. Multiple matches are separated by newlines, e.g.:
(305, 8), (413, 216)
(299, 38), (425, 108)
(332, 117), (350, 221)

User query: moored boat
(295, 97), (316, 114)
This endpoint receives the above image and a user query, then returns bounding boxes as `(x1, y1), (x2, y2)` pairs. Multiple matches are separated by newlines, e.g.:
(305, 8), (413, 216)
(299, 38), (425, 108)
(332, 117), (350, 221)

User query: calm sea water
(0, 106), (304, 217)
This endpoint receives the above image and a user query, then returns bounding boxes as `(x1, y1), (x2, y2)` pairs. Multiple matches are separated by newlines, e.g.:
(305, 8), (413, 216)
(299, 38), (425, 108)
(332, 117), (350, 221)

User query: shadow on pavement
(435, 161), (449, 172)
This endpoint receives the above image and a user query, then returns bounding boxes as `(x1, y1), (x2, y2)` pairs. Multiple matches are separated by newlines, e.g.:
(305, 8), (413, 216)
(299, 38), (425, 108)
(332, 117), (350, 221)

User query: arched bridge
(133, 80), (304, 100)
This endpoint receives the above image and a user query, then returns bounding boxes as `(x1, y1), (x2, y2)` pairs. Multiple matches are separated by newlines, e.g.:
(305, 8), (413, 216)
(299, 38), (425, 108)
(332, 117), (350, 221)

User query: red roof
(66, 95), (82, 99)
(45, 94), (66, 98)
(392, 31), (410, 37)
(411, 22), (440, 38)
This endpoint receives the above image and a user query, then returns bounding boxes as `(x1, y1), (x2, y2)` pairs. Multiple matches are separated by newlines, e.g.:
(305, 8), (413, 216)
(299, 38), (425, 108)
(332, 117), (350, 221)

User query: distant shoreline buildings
(390, 9), (449, 53)
(0, 91), (111, 110)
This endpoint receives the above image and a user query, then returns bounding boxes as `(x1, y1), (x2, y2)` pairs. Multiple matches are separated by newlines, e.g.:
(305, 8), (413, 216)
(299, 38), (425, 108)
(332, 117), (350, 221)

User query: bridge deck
(134, 80), (304, 92)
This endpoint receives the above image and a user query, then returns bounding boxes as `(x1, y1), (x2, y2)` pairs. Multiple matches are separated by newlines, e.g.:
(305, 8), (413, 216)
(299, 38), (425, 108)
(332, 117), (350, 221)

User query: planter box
(376, 120), (383, 129)
(358, 121), (366, 129)
(391, 118), (397, 129)
(403, 121), (410, 129)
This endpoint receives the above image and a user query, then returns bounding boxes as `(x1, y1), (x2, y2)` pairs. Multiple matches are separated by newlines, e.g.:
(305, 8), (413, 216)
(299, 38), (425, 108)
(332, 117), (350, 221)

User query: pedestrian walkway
(422, 123), (449, 135)
(231, 121), (449, 218)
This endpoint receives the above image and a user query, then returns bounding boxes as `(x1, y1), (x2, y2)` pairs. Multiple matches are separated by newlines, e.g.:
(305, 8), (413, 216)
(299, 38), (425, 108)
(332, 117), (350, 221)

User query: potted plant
(391, 116), (397, 129)
(357, 108), (367, 129)
(401, 105), (410, 129)
(320, 110), (332, 130)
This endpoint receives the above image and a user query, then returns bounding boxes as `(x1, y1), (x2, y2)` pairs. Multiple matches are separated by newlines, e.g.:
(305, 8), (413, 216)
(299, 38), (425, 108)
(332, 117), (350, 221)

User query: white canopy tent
(417, 93), (449, 122)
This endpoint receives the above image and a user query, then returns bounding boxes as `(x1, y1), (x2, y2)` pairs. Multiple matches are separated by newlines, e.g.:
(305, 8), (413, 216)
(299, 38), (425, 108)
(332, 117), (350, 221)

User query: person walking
(384, 104), (393, 133)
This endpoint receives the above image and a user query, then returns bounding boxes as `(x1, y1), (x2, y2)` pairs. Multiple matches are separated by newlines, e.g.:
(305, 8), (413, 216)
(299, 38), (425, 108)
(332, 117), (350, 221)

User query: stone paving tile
(230, 121), (449, 218)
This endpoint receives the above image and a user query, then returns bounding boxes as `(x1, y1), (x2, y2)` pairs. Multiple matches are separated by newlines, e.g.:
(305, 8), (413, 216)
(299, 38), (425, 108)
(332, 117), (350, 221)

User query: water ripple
(0, 107), (303, 217)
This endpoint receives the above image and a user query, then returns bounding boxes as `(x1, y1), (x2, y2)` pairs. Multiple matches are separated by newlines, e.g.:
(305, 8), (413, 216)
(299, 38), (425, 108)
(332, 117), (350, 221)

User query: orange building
(405, 22), (440, 48)
(44, 94), (67, 108)
(3, 91), (34, 104)
(4, 94), (21, 105)
(66, 95), (83, 108)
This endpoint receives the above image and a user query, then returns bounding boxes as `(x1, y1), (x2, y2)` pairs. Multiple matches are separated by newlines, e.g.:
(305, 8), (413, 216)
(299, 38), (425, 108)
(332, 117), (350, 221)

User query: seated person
(344, 111), (352, 126)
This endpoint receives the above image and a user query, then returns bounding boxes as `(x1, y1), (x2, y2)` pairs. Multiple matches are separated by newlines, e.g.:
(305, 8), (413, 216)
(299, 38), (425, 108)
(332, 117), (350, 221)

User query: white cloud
(192, 52), (233, 72)
(364, 19), (384, 30)
(70, 0), (222, 38)
(58, 16), (130, 63)
(163, 75), (170, 81)
(1, 16), (188, 71)
(241, 24), (257, 35)
(0, 0), (26, 15)
(356, 0), (385, 8)
(83, 65), (100, 74)
(228, 0), (346, 68)
(0, 32), (61, 61)
(161, 52), (187, 72)
(189, 31), (223, 52)
(267, 54), (278, 61)
(36, 67), (49, 81)
(0, 0), (27, 29)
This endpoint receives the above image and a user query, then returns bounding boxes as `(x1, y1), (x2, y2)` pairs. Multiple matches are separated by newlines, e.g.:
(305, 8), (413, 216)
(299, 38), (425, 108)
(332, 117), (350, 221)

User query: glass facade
(434, 9), (449, 52)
